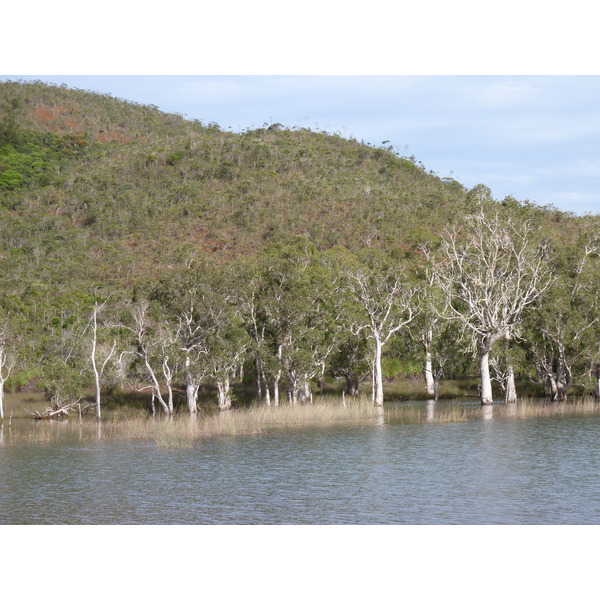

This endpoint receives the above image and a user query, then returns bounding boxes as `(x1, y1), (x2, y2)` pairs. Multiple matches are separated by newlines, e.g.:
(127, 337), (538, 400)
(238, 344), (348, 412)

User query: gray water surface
(2, 407), (600, 524)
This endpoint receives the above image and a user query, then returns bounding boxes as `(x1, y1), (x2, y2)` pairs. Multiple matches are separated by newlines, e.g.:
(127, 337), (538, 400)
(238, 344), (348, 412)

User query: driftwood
(26, 399), (84, 421)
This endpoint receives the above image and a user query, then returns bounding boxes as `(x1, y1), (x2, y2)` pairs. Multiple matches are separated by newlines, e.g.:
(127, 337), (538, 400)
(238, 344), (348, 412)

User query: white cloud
(459, 78), (541, 109)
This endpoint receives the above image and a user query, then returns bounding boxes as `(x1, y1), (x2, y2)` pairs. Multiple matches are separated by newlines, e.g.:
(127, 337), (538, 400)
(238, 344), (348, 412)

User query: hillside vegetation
(0, 80), (598, 419)
(1, 80), (473, 267)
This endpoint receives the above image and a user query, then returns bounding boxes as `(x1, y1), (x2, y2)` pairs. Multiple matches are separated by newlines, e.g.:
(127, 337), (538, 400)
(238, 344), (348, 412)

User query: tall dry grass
(498, 397), (600, 419)
(110, 396), (382, 445)
(3, 393), (600, 448)
(1, 395), (380, 447)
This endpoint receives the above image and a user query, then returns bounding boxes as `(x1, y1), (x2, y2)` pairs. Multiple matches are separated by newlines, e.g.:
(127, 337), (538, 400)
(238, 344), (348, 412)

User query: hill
(0, 80), (474, 277)
(2, 80), (593, 413)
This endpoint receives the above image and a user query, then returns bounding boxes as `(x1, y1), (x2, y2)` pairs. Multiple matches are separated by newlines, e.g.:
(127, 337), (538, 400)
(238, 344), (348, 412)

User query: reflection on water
(426, 400), (436, 422)
(2, 402), (600, 525)
(482, 405), (494, 420)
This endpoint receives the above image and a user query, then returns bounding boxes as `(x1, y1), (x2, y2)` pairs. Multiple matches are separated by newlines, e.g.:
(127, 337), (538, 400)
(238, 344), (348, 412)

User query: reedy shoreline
(3, 394), (600, 447)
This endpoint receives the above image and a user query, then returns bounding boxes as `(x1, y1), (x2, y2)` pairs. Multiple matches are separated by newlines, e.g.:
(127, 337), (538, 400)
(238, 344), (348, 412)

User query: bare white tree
(89, 296), (117, 421)
(0, 325), (15, 420)
(172, 301), (210, 414)
(345, 257), (420, 407)
(120, 301), (176, 415)
(430, 207), (551, 404)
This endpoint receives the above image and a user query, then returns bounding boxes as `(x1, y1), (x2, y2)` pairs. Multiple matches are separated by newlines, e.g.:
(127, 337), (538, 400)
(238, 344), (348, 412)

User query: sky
(3, 74), (600, 216)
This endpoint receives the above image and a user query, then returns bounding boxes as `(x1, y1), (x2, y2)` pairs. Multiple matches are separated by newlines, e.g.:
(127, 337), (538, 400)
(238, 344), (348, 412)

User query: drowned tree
(429, 204), (551, 405)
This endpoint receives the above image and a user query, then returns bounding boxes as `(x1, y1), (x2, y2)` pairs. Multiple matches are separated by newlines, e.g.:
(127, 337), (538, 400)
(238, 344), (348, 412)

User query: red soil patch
(32, 106), (57, 123)
(31, 104), (133, 143)
(31, 104), (80, 134)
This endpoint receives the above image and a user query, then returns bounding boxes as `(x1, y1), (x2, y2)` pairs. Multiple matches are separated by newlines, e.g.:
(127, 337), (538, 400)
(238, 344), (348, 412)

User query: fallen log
(25, 399), (83, 421)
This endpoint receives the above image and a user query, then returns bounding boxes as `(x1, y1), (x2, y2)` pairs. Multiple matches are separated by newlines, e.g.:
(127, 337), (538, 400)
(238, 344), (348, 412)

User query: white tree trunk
(504, 365), (517, 404)
(89, 298), (115, 422)
(548, 375), (559, 401)
(480, 348), (493, 405)
(184, 354), (199, 414)
(143, 355), (170, 414)
(424, 328), (435, 396)
(273, 345), (282, 406)
(424, 349), (435, 396)
(371, 363), (375, 404)
(166, 390), (174, 414)
(217, 376), (232, 411)
(298, 375), (311, 403)
(262, 373), (271, 406)
(162, 357), (175, 415)
(167, 384), (174, 414)
(548, 375), (568, 402)
(255, 357), (263, 402)
(374, 337), (384, 407)
(288, 369), (299, 405)
(503, 330), (517, 404)
(91, 333), (102, 421)
(90, 304), (102, 421)
(186, 381), (199, 414)
(93, 367), (102, 420)
(0, 379), (4, 420)
(273, 374), (280, 406)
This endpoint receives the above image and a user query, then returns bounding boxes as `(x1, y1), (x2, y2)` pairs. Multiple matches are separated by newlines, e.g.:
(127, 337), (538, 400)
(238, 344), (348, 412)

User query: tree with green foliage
(429, 321), (466, 401)
(525, 232), (600, 401)
(411, 310), (465, 401)
(329, 334), (370, 396)
(341, 248), (420, 407)
(199, 267), (250, 411)
(413, 264), (449, 399)
(120, 300), (178, 415)
(573, 237), (600, 398)
(248, 240), (340, 405)
(150, 259), (219, 414)
(238, 260), (273, 404)
(489, 330), (529, 403)
(38, 297), (92, 407)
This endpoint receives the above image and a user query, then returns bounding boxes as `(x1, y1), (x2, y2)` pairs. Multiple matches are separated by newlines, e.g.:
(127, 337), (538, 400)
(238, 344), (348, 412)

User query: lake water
(2, 402), (600, 524)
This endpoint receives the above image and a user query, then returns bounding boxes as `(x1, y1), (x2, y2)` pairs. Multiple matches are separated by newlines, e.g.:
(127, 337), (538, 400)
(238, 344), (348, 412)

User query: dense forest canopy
(1, 80), (599, 419)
